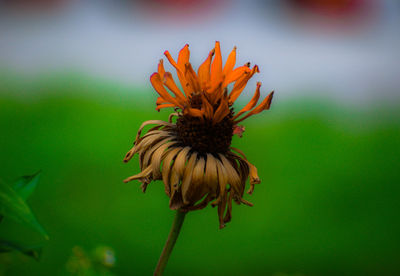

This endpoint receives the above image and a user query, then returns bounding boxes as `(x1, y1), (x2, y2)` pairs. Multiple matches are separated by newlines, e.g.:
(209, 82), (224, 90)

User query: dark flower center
(176, 112), (234, 154)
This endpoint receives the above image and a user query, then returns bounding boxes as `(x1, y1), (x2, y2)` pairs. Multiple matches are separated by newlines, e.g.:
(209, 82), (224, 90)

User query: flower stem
(153, 210), (186, 276)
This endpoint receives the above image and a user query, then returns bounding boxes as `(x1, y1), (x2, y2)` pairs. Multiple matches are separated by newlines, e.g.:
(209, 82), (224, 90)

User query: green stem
(153, 210), (186, 276)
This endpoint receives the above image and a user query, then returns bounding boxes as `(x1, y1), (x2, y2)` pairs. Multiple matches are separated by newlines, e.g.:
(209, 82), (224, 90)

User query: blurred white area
(0, 0), (399, 103)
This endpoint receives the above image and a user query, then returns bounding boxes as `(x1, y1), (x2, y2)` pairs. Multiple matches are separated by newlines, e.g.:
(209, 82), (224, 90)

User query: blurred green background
(0, 73), (399, 276)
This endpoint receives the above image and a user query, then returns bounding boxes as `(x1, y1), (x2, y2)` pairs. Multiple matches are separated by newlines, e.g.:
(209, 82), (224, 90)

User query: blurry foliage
(0, 172), (47, 261)
(65, 245), (115, 276)
(0, 74), (399, 275)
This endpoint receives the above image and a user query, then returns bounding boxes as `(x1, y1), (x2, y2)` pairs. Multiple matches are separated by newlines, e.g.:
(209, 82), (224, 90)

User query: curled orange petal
(155, 103), (176, 111)
(223, 66), (251, 87)
(229, 65), (259, 104)
(164, 50), (192, 97)
(150, 73), (181, 108)
(163, 72), (187, 103)
(233, 82), (261, 119)
(235, 90), (274, 123)
(156, 96), (168, 105)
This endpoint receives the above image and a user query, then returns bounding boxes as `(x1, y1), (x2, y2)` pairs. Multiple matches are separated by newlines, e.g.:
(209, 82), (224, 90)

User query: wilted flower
(124, 42), (273, 228)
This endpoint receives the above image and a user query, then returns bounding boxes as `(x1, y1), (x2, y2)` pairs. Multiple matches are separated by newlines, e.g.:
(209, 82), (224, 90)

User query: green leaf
(13, 171), (41, 201)
(0, 180), (48, 239)
(0, 239), (43, 261)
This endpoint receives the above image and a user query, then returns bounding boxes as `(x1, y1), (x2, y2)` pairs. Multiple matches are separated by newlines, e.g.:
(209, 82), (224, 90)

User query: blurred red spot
(134, 0), (227, 23)
(284, 0), (379, 33)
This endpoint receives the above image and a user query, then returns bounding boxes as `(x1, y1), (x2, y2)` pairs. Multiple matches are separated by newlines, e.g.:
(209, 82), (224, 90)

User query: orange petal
(213, 97), (230, 124)
(183, 107), (204, 118)
(156, 96), (168, 105)
(222, 46), (236, 78)
(155, 103), (176, 111)
(201, 93), (214, 120)
(223, 66), (251, 87)
(177, 44), (193, 96)
(164, 50), (192, 97)
(206, 81), (223, 105)
(163, 72), (187, 103)
(158, 59), (165, 80)
(210, 41), (222, 87)
(177, 44), (190, 72)
(229, 65), (259, 103)
(198, 49), (214, 90)
(233, 82), (261, 119)
(235, 90), (274, 123)
(185, 63), (201, 93)
(150, 73), (181, 108)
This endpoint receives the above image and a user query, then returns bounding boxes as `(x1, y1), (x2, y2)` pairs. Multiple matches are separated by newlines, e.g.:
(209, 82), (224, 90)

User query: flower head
(124, 42), (274, 228)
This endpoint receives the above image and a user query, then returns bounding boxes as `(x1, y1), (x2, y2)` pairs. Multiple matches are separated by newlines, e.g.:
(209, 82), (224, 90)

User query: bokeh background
(1, 0), (400, 275)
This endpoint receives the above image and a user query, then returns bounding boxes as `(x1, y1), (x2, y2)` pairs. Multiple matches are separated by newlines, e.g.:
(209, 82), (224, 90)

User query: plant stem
(153, 210), (186, 276)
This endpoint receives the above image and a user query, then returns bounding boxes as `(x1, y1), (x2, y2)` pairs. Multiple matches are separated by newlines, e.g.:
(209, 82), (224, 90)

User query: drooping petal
(247, 161), (261, 185)
(169, 148), (191, 210)
(162, 147), (182, 196)
(129, 120), (172, 150)
(123, 166), (152, 183)
(205, 154), (219, 197)
(223, 191), (234, 223)
(150, 141), (177, 180)
(184, 194), (213, 211)
(182, 155), (206, 204)
(212, 158), (228, 206)
(142, 137), (175, 170)
(217, 191), (228, 229)
(219, 154), (242, 195)
(173, 147), (191, 177)
(169, 173), (184, 210)
(230, 147), (261, 190)
(181, 152), (198, 204)
(168, 112), (179, 123)
(135, 134), (172, 161)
